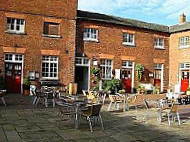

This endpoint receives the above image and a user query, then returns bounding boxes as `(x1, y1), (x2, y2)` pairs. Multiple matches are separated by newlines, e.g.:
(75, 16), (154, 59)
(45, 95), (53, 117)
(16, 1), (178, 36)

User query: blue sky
(78, 0), (190, 26)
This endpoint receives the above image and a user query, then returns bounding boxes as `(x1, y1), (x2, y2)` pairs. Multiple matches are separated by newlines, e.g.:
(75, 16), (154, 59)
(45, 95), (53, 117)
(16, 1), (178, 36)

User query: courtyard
(0, 94), (190, 142)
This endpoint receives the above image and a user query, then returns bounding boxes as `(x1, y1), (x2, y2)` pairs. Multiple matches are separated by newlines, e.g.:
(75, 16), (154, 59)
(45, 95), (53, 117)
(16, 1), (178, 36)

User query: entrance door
(122, 69), (132, 93)
(181, 70), (189, 92)
(5, 63), (22, 93)
(154, 69), (161, 88)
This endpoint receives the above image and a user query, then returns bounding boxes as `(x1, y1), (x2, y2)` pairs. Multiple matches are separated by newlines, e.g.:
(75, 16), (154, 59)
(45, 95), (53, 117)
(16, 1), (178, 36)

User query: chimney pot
(179, 13), (186, 24)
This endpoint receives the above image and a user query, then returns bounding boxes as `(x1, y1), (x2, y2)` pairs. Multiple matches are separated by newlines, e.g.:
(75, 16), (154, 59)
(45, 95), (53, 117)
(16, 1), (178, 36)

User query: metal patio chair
(81, 103), (104, 132)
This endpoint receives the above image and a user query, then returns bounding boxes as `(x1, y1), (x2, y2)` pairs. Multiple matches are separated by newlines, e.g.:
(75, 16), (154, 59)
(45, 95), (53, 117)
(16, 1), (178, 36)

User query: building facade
(169, 14), (190, 92)
(0, 0), (77, 93)
(76, 11), (170, 93)
(0, 0), (189, 94)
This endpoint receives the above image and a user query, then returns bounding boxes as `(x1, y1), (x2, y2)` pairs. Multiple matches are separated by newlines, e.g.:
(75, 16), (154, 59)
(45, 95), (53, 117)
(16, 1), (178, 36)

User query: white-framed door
(75, 57), (90, 92)
(154, 63), (164, 92)
(121, 60), (135, 93)
(4, 54), (24, 93)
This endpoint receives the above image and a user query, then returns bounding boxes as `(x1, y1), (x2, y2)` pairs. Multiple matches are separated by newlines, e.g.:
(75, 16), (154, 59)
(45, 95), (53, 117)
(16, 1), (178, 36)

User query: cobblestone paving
(1, 94), (190, 142)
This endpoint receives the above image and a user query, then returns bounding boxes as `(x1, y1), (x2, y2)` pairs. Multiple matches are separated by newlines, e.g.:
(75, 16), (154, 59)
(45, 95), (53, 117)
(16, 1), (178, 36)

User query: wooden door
(154, 69), (161, 88)
(5, 63), (22, 93)
(122, 69), (132, 93)
(181, 70), (189, 92)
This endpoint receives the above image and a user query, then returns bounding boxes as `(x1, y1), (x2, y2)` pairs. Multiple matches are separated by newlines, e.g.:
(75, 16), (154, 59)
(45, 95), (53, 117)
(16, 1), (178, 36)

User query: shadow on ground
(0, 94), (190, 142)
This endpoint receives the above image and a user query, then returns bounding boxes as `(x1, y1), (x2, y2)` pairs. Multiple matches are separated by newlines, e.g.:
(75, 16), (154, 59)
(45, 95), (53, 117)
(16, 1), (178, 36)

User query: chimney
(179, 13), (186, 24)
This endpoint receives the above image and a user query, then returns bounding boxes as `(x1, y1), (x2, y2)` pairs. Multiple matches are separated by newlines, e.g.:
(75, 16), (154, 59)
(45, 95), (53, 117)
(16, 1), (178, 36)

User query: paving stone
(2, 124), (15, 131)
(0, 126), (7, 142)
(5, 131), (22, 142)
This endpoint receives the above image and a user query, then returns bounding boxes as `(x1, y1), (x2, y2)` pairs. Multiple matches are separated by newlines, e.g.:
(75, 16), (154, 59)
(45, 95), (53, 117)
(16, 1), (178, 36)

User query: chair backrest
(91, 104), (102, 116)
(88, 91), (95, 100)
(82, 90), (88, 96)
(170, 104), (179, 113)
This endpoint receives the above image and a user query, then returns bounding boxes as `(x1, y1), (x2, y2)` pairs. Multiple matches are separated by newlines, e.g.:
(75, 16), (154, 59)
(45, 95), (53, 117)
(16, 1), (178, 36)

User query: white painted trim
(161, 64), (164, 92)
(88, 59), (91, 91)
(131, 62), (135, 93)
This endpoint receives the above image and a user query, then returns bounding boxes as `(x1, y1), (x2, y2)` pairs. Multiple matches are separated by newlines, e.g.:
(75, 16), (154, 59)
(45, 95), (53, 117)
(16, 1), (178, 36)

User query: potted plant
(104, 79), (122, 94)
(153, 85), (160, 95)
(186, 87), (190, 95)
(135, 63), (144, 81)
(23, 76), (31, 95)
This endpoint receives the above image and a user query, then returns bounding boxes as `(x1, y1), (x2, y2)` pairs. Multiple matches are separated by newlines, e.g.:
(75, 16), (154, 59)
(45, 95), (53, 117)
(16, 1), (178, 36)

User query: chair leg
(52, 99), (55, 107)
(87, 116), (93, 132)
(107, 102), (112, 111)
(168, 113), (171, 126)
(177, 113), (181, 125)
(45, 98), (48, 108)
(35, 98), (40, 106)
(157, 111), (162, 122)
(32, 96), (37, 105)
(99, 115), (104, 131)
(1, 97), (6, 106)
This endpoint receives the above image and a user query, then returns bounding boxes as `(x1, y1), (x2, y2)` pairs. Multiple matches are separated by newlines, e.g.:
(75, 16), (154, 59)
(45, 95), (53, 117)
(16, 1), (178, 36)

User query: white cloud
(78, 0), (190, 23)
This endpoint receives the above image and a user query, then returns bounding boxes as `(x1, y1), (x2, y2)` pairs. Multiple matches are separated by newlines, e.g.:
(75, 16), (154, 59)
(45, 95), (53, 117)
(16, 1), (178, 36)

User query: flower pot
(23, 90), (30, 96)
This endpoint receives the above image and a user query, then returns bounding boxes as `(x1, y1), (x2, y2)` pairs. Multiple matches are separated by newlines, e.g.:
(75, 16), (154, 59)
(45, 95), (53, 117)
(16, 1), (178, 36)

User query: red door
(5, 63), (22, 93)
(154, 69), (161, 88)
(181, 71), (189, 92)
(122, 69), (132, 93)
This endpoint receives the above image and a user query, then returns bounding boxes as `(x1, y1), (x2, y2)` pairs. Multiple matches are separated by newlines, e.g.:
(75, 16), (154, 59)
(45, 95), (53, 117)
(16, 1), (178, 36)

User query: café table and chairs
(0, 90), (7, 106)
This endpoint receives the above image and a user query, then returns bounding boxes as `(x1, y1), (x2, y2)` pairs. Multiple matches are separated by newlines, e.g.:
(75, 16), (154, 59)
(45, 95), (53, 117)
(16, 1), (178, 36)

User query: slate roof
(77, 10), (169, 33)
(77, 10), (190, 34)
(169, 22), (190, 33)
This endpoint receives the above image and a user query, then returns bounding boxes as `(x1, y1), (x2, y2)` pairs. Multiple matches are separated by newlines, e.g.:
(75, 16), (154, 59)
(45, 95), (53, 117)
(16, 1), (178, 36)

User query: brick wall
(0, 0), (77, 88)
(76, 20), (170, 91)
(169, 31), (190, 89)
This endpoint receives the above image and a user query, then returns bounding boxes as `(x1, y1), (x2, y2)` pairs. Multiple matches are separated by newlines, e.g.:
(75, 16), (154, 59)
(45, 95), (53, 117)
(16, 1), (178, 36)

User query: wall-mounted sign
(29, 71), (35, 80)
(93, 60), (98, 66)
(35, 72), (40, 78)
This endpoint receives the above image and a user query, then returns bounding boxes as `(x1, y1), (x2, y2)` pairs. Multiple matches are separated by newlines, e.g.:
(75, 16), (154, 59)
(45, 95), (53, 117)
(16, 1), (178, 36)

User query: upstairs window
(100, 59), (113, 80)
(154, 38), (164, 49)
(179, 36), (189, 49)
(43, 22), (60, 38)
(6, 18), (25, 34)
(122, 33), (135, 46)
(83, 28), (98, 41)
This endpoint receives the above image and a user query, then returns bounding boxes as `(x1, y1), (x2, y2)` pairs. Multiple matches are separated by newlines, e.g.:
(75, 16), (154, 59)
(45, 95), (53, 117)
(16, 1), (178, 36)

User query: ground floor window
(100, 59), (112, 80)
(42, 56), (58, 79)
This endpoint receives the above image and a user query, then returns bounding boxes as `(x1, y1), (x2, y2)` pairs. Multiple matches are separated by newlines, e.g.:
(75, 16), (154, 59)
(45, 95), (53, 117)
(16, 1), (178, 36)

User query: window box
(122, 42), (135, 47)
(154, 46), (165, 50)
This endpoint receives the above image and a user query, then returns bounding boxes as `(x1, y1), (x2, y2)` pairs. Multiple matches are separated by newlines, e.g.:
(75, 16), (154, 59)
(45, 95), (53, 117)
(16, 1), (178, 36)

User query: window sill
(83, 38), (99, 43)
(154, 46), (165, 50)
(42, 34), (62, 39)
(5, 31), (26, 35)
(179, 46), (190, 49)
(122, 42), (135, 47)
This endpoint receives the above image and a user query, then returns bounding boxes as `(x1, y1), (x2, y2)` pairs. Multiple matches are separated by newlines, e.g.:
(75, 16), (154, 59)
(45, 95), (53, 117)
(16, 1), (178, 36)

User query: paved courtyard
(1, 94), (190, 142)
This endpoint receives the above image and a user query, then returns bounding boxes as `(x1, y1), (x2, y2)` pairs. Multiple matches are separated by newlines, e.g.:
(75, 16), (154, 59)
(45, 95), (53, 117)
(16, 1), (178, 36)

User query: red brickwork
(0, 0), (77, 87)
(76, 20), (170, 91)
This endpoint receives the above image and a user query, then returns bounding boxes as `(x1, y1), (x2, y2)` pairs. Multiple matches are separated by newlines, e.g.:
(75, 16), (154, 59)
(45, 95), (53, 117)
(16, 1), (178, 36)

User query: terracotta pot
(23, 90), (30, 96)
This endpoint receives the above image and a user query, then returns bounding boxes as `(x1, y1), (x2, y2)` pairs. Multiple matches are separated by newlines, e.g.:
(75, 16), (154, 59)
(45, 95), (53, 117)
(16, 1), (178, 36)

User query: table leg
(75, 104), (80, 129)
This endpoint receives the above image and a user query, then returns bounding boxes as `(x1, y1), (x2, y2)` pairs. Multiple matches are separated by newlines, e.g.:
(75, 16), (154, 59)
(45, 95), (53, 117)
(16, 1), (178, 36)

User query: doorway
(4, 54), (24, 93)
(121, 61), (135, 93)
(179, 63), (190, 92)
(154, 63), (164, 92)
(75, 57), (90, 93)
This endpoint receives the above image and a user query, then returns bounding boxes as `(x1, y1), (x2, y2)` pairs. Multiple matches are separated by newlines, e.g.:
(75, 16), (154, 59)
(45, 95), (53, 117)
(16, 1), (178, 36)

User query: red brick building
(0, 0), (77, 93)
(76, 10), (170, 93)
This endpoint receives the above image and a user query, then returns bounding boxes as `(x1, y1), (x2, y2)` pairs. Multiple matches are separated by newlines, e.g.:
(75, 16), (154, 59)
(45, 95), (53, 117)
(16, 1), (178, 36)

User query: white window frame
(41, 56), (59, 80)
(180, 62), (190, 70)
(154, 38), (165, 49)
(83, 28), (98, 42)
(179, 36), (189, 49)
(6, 18), (25, 34)
(100, 59), (113, 80)
(75, 57), (89, 67)
(122, 33), (135, 46)
(4, 54), (23, 63)
(122, 61), (133, 69)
